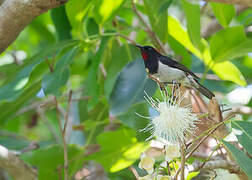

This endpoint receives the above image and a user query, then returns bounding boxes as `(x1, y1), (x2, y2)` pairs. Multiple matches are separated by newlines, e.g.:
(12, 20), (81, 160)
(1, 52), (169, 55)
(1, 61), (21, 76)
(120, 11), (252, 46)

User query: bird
(136, 45), (215, 99)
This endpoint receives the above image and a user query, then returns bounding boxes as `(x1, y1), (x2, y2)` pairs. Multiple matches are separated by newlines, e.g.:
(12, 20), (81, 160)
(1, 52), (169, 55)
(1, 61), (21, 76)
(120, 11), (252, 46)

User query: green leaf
(167, 35), (192, 67)
(210, 26), (252, 62)
(168, 16), (201, 58)
(42, 47), (79, 95)
(143, 0), (168, 41)
(51, 6), (72, 40)
(88, 128), (148, 172)
(85, 37), (109, 109)
(232, 121), (252, 156)
(186, 172), (199, 180)
(0, 81), (41, 123)
(210, 61), (247, 86)
(92, 0), (125, 24)
(223, 140), (252, 179)
(158, 0), (172, 14)
(118, 103), (149, 130)
(168, 16), (247, 86)
(0, 137), (30, 150)
(181, 0), (203, 51)
(0, 40), (79, 102)
(21, 144), (85, 180)
(109, 59), (157, 116)
(104, 41), (136, 99)
(65, 0), (89, 27)
(210, 2), (235, 28)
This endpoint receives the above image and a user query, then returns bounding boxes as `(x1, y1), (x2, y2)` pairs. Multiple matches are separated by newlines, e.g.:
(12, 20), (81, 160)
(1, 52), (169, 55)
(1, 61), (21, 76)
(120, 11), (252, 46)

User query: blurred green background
(0, 0), (252, 179)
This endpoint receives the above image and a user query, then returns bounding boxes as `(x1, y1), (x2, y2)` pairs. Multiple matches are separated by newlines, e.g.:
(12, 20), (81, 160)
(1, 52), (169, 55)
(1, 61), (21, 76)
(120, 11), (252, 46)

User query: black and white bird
(136, 45), (215, 99)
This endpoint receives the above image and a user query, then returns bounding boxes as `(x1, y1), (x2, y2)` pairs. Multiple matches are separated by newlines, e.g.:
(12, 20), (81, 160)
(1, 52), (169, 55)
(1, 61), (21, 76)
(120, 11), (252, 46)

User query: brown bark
(0, 0), (68, 54)
(0, 145), (37, 180)
(206, 0), (252, 7)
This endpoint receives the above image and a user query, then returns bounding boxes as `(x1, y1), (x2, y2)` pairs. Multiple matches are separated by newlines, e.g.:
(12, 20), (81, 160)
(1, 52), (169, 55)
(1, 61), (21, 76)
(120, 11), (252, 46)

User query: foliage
(1, 0), (252, 179)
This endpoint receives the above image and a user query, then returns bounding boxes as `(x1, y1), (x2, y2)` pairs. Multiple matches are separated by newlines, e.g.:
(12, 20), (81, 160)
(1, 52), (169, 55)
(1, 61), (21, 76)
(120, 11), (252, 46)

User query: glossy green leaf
(168, 16), (247, 86)
(118, 103), (149, 130)
(211, 61), (247, 86)
(104, 41), (138, 99)
(88, 128), (148, 172)
(143, 0), (168, 41)
(202, 46), (246, 86)
(42, 47), (79, 95)
(210, 26), (252, 62)
(0, 137), (30, 150)
(65, 0), (89, 27)
(223, 140), (252, 179)
(51, 6), (72, 40)
(0, 81), (41, 123)
(167, 36), (192, 67)
(0, 40), (79, 102)
(168, 16), (201, 58)
(159, 0), (172, 14)
(210, 2), (235, 28)
(21, 144), (85, 180)
(232, 121), (252, 156)
(85, 37), (109, 109)
(181, 0), (203, 51)
(186, 172), (199, 180)
(92, 0), (125, 23)
(109, 59), (157, 116)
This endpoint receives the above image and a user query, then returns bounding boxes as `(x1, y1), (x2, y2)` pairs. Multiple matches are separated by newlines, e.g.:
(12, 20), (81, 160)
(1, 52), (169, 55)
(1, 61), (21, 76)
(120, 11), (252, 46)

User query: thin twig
(179, 139), (185, 180)
(54, 96), (68, 180)
(37, 107), (61, 144)
(16, 87), (88, 115)
(129, 166), (139, 179)
(192, 160), (240, 173)
(148, 74), (168, 97)
(46, 58), (54, 73)
(99, 64), (107, 78)
(197, 142), (222, 171)
(174, 120), (227, 179)
(117, 33), (137, 46)
(131, 0), (166, 54)
(63, 90), (73, 136)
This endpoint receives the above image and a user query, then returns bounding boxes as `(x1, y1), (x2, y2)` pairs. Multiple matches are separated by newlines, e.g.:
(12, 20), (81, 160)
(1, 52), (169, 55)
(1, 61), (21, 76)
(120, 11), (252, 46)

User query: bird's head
(136, 45), (161, 61)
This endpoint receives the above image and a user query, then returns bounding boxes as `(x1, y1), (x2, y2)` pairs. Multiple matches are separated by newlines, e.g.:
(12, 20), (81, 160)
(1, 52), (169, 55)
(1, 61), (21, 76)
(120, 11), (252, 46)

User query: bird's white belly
(153, 62), (185, 82)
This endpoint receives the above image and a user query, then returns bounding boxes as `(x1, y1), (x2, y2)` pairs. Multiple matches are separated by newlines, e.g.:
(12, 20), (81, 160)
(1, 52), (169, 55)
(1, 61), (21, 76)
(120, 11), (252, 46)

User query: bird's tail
(195, 81), (215, 99)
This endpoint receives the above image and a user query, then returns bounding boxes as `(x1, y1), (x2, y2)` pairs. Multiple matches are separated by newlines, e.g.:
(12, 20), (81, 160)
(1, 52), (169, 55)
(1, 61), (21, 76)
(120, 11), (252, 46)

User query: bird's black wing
(159, 56), (199, 79)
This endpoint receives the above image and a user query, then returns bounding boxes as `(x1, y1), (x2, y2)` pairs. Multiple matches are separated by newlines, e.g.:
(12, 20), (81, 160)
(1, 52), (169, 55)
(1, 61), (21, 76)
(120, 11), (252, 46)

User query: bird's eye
(148, 47), (152, 51)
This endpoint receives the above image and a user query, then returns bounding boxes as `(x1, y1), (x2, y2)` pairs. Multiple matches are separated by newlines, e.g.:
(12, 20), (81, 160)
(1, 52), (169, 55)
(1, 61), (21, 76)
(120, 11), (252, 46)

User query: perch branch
(0, 145), (37, 180)
(192, 160), (241, 174)
(202, 5), (248, 38)
(131, 0), (166, 54)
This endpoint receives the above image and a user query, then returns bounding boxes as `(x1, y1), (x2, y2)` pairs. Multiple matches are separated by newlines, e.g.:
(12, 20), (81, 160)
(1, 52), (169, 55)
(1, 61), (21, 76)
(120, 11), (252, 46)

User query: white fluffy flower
(165, 144), (180, 162)
(138, 153), (155, 174)
(143, 86), (198, 144)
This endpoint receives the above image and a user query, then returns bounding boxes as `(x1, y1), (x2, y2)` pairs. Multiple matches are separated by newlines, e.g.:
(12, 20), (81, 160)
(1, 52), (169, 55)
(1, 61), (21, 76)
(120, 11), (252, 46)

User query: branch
(0, 145), (37, 180)
(230, 105), (252, 116)
(202, 5), (248, 38)
(131, 0), (166, 54)
(0, 0), (68, 54)
(192, 159), (241, 174)
(205, 0), (252, 7)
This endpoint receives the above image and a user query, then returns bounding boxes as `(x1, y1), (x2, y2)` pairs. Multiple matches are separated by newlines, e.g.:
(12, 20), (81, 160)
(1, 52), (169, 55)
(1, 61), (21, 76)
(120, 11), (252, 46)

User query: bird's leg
(164, 81), (181, 86)
(147, 74), (168, 97)
(163, 80), (181, 105)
